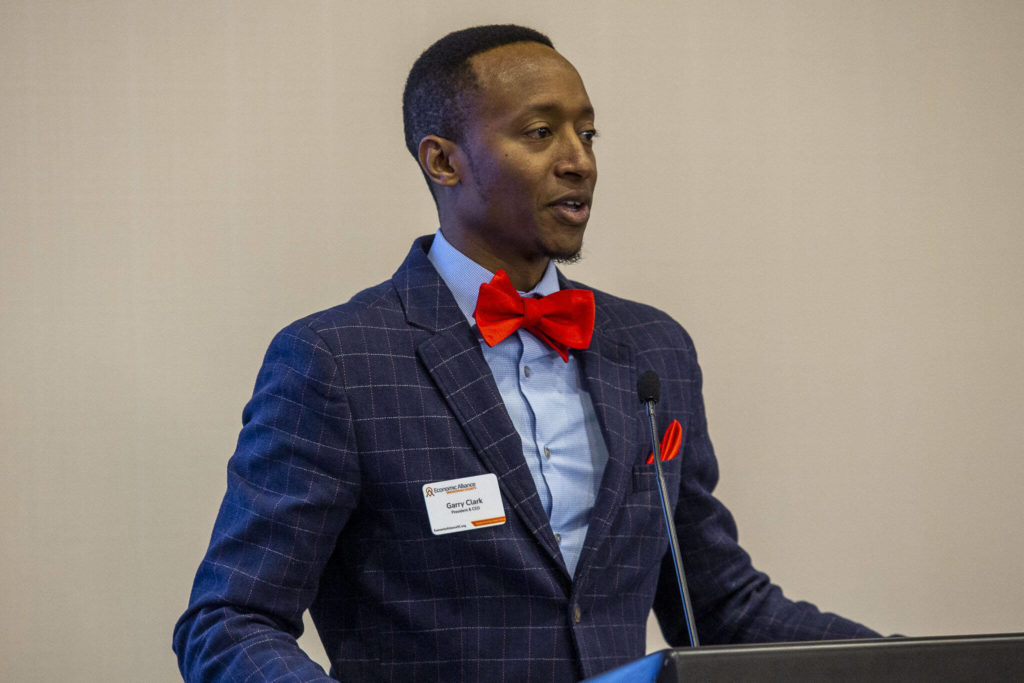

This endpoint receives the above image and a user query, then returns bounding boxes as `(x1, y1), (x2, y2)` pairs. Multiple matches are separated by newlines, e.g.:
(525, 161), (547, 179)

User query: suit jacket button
(573, 605), (582, 623)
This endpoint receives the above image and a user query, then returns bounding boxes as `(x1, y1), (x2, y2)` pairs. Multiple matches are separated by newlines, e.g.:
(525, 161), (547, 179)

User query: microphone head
(637, 370), (661, 404)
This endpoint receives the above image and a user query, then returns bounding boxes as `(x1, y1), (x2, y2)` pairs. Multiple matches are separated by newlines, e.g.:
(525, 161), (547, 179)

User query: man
(174, 25), (877, 682)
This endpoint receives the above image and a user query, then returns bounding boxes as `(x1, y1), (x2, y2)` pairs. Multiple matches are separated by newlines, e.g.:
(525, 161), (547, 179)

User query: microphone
(637, 370), (700, 648)
(637, 370), (660, 404)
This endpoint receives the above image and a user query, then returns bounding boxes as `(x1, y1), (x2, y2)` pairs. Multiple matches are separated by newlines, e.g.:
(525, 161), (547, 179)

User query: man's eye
(580, 129), (598, 143)
(527, 127), (552, 139)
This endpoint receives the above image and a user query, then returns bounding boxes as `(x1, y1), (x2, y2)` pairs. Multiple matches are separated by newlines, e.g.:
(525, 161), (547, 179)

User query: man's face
(445, 42), (597, 284)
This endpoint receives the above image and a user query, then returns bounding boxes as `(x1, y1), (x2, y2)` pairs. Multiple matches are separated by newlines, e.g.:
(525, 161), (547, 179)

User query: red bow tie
(473, 269), (595, 362)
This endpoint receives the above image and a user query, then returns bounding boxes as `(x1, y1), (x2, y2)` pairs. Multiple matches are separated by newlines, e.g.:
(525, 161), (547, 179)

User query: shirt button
(554, 532), (562, 544)
(523, 365), (531, 378)
(544, 446), (551, 460)
(573, 605), (582, 623)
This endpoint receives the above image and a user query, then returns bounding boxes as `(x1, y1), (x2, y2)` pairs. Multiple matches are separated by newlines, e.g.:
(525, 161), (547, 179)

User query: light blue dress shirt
(427, 229), (611, 577)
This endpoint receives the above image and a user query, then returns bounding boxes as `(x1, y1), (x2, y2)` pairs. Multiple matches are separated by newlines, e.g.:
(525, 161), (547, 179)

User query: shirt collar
(427, 228), (561, 326)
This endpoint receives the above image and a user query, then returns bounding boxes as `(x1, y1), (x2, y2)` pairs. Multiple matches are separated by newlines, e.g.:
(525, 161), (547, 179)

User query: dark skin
(417, 42), (598, 291)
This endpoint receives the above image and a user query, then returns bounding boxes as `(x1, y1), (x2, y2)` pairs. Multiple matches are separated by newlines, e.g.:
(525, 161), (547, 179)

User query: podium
(585, 633), (1024, 682)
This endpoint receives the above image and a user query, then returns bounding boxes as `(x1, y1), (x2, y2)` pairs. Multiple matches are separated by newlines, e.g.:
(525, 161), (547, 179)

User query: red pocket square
(646, 419), (682, 464)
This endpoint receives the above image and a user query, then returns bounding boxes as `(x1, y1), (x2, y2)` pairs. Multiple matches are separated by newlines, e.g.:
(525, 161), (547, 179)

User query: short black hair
(402, 25), (554, 193)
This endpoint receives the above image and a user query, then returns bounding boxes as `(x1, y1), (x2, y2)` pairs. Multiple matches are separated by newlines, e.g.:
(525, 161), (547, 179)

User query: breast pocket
(631, 459), (683, 498)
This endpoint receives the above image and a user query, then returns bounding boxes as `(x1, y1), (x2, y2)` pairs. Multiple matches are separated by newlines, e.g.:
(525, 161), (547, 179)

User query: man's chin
(540, 234), (585, 265)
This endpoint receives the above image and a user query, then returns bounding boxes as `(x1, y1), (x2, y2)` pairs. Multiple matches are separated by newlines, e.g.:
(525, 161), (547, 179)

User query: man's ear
(417, 135), (461, 189)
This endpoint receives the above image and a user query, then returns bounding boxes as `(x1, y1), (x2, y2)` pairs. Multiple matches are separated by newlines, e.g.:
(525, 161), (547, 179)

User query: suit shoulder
(270, 279), (405, 355)
(580, 283), (697, 353)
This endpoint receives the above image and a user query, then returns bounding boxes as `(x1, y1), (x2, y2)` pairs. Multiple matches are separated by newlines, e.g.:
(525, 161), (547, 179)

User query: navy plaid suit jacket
(174, 236), (876, 682)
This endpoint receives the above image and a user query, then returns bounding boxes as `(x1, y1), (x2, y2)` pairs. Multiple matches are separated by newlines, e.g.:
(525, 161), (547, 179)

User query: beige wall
(3, 1), (1023, 679)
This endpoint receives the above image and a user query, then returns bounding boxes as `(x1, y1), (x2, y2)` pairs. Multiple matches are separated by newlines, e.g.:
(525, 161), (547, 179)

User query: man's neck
(438, 228), (549, 291)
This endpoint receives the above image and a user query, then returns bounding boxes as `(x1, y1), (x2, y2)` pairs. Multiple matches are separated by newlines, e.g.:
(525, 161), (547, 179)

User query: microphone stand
(640, 371), (700, 648)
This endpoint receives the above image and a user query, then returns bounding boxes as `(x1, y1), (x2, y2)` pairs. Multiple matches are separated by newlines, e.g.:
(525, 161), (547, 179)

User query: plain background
(3, 1), (1023, 679)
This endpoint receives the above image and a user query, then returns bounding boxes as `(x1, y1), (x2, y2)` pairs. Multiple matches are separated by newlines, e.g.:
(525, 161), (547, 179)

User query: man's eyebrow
(521, 102), (595, 118)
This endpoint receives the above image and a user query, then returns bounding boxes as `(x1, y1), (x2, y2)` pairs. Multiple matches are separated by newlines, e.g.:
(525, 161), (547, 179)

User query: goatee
(553, 249), (582, 266)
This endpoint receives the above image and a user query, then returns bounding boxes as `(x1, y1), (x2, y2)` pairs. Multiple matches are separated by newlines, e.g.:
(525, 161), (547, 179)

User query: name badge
(423, 473), (506, 535)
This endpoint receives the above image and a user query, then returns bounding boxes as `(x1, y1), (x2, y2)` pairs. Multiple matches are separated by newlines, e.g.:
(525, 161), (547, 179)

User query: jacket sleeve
(652, 324), (879, 645)
(173, 322), (359, 681)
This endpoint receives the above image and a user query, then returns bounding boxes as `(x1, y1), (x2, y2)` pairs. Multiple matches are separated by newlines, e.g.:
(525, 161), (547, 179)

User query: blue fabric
(173, 235), (879, 682)
(582, 651), (664, 683)
(427, 229), (610, 577)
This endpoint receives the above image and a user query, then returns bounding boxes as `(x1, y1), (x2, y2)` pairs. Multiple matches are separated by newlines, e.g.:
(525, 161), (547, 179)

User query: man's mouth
(548, 198), (591, 225)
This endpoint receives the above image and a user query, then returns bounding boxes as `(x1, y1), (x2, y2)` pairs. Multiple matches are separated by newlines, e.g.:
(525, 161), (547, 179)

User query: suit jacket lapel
(566, 285), (641, 584)
(394, 237), (568, 575)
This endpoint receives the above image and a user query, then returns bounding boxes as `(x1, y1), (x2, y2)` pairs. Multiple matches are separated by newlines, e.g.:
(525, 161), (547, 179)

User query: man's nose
(554, 132), (596, 179)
